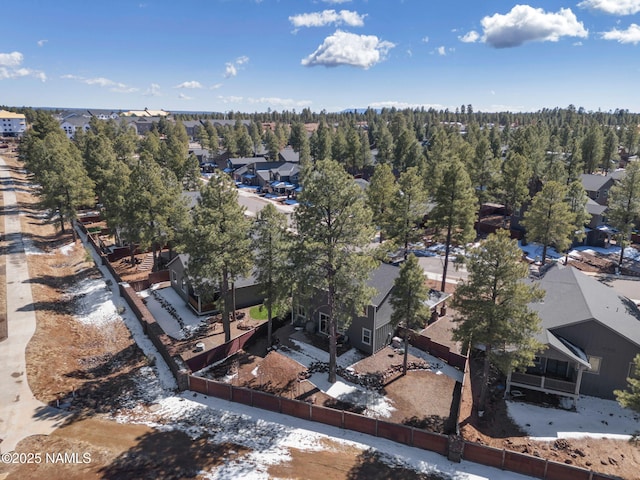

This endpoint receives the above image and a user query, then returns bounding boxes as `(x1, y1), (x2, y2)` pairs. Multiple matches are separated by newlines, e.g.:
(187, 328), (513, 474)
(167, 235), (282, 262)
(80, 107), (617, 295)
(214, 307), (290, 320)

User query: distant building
(0, 110), (26, 137)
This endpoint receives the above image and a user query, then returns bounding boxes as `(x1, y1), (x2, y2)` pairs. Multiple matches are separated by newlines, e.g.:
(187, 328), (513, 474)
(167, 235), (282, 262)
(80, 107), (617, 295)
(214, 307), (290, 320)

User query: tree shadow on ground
(345, 449), (450, 480)
(462, 353), (526, 439)
(99, 430), (249, 480)
(31, 344), (150, 429)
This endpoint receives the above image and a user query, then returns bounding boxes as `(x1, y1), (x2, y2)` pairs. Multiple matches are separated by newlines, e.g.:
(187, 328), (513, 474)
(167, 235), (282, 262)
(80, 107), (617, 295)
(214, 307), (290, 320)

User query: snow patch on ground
(277, 340), (395, 418)
(506, 395), (640, 441)
(69, 276), (121, 327)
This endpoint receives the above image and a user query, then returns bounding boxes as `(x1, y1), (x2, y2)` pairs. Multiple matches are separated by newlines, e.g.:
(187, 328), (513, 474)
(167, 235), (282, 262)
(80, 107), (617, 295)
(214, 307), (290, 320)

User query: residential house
(0, 110), (26, 137)
(580, 170), (626, 247)
(293, 263), (401, 355)
(584, 198), (612, 247)
(580, 173), (616, 206)
(506, 264), (640, 403)
(167, 254), (263, 315)
(60, 116), (92, 139)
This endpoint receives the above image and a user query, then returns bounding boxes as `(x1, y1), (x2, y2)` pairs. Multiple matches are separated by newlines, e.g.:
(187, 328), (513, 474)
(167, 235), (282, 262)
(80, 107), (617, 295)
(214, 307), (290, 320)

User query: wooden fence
(188, 375), (619, 480)
(399, 326), (467, 370)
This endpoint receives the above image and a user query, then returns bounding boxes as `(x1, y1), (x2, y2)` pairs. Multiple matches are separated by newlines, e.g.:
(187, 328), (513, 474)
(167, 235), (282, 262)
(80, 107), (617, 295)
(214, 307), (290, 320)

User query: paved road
(0, 157), (67, 452)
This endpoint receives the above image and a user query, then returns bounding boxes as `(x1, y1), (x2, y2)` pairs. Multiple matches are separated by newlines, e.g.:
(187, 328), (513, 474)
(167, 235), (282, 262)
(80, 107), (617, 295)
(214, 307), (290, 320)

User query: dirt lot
(201, 341), (458, 433)
(2, 146), (639, 480)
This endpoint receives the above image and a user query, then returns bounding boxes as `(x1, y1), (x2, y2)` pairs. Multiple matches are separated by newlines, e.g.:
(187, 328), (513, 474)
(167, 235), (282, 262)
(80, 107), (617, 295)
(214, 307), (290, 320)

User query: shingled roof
(531, 265), (640, 348)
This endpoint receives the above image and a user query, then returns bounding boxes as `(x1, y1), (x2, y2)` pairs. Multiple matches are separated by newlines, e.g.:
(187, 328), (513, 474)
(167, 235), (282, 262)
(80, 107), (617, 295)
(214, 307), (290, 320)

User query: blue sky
(2, 0), (640, 113)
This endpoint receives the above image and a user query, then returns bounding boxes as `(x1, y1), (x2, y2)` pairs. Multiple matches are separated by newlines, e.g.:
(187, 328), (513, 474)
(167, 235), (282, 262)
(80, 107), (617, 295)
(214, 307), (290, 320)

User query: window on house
(170, 270), (177, 284)
(603, 190), (608, 197)
(545, 359), (569, 379)
(296, 305), (306, 320)
(628, 361), (639, 379)
(596, 191), (600, 199)
(587, 356), (602, 374)
(319, 312), (329, 335)
(362, 328), (372, 346)
(527, 356), (545, 375)
(180, 278), (187, 294)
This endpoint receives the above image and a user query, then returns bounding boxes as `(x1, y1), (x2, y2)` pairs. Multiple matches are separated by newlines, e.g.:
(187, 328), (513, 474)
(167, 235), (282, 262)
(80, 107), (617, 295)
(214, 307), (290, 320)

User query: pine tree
(428, 158), (476, 291)
(293, 159), (376, 383)
(366, 163), (398, 241)
(452, 230), (544, 412)
(252, 203), (292, 346)
(608, 161), (640, 268)
(500, 152), (532, 227)
(183, 174), (253, 342)
(390, 254), (430, 374)
(386, 167), (428, 259)
(521, 181), (575, 264)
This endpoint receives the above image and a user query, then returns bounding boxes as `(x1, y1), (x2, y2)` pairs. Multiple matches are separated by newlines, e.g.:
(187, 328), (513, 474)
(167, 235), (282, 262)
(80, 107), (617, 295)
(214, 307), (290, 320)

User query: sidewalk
(0, 157), (67, 452)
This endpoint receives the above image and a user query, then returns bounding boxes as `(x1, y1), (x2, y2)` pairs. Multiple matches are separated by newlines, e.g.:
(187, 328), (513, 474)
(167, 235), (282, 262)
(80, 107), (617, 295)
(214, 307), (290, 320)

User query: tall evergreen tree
(366, 163), (398, 241)
(500, 152), (532, 227)
(521, 181), (575, 264)
(452, 230), (544, 412)
(581, 124), (604, 173)
(608, 161), (640, 267)
(293, 159), (376, 383)
(251, 203), (292, 347)
(386, 167), (428, 259)
(428, 158), (476, 291)
(390, 254), (430, 374)
(183, 174), (253, 342)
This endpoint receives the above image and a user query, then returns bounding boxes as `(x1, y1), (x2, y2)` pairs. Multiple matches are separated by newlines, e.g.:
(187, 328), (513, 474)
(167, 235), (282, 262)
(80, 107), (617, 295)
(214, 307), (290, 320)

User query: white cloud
(437, 46), (446, 56)
(0, 67), (46, 82)
(421, 36), (429, 43)
(178, 93), (193, 100)
(174, 80), (203, 89)
(224, 56), (249, 78)
(578, 0), (640, 15)
(289, 10), (366, 28)
(210, 83), (223, 89)
(224, 63), (237, 78)
(143, 83), (161, 96)
(0, 51), (46, 82)
(62, 74), (136, 92)
(602, 23), (640, 44)
(0, 51), (23, 67)
(459, 30), (480, 43)
(301, 30), (395, 69)
(480, 5), (588, 48)
(37, 39), (48, 47)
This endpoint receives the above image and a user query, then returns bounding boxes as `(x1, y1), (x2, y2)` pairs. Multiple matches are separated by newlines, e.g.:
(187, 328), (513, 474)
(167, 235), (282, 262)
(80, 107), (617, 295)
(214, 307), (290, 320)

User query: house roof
(580, 173), (614, 192)
(585, 198), (607, 216)
(279, 147), (299, 163)
(535, 329), (591, 368)
(368, 263), (400, 307)
(531, 264), (640, 348)
(168, 254), (258, 288)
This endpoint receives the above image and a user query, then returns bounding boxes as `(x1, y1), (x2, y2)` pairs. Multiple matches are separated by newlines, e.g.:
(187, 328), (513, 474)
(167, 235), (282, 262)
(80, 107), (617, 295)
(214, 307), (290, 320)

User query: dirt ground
(459, 355), (640, 480)
(2, 146), (639, 480)
(201, 342), (458, 433)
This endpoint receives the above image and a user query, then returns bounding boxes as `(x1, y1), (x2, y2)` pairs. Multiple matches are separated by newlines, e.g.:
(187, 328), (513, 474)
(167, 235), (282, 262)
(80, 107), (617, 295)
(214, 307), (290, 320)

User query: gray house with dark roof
(167, 254), (263, 315)
(293, 263), (401, 355)
(507, 265), (640, 402)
